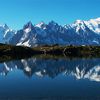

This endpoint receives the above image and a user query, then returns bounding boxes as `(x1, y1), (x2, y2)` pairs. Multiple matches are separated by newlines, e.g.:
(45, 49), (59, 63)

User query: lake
(0, 56), (100, 100)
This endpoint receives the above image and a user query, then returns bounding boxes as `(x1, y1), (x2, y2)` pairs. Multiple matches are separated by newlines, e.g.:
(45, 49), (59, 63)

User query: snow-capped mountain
(1, 17), (100, 47)
(0, 24), (15, 44)
(9, 17), (100, 47)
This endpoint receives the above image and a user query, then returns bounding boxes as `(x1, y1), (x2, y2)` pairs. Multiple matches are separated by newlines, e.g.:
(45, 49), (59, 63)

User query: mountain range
(0, 17), (100, 47)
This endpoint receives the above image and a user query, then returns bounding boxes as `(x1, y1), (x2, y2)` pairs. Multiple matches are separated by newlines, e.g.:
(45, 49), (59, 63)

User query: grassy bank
(0, 43), (100, 62)
(33, 45), (100, 57)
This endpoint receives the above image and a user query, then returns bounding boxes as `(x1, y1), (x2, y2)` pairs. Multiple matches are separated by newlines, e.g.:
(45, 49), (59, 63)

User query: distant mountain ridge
(1, 17), (100, 47)
(0, 24), (15, 44)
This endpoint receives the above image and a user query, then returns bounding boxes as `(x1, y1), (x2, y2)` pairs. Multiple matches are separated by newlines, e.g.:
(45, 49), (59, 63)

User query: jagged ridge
(1, 17), (100, 47)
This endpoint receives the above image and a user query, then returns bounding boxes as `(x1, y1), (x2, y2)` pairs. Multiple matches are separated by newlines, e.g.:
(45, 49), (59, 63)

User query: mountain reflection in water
(0, 57), (100, 82)
(0, 57), (100, 100)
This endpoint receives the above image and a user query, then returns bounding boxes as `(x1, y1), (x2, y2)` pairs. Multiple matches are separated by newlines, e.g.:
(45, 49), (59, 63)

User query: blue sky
(0, 0), (100, 29)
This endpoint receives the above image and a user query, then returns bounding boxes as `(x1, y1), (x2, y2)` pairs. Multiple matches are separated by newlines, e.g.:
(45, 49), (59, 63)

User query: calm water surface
(0, 57), (100, 100)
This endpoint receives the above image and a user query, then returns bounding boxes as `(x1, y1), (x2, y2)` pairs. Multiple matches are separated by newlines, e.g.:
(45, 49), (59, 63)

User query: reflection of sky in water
(0, 57), (100, 99)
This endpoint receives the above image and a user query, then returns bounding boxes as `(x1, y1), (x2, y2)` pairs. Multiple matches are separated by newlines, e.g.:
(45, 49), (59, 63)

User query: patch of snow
(84, 66), (100, 82)
(92, 40), (99, 44)
(35, 22), (46, 29)
(35, 71), (43, 77)
(21, 59), (31, 72)
(24, 67), (31, 72)
(22, 40), (30, 47)
(3, 29), (10, 38)
(24, 28), (31, 33)
(4, 63), (10, 71)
